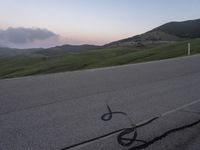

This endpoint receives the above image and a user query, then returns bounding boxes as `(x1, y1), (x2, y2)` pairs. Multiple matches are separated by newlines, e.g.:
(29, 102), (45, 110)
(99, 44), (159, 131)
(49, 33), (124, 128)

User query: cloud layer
(0, 27), (62, 48)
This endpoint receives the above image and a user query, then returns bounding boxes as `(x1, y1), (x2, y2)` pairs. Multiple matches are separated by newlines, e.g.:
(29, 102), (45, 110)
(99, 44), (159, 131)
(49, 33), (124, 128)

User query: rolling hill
(0, 47), (44, 58)
(36, 44), (101, 56)
(0, 38), (200, 79)
(0, 19), (200, 79)
(107, 19), (200, 47)
(1, 19), (200, 58)
(0, 45), (101, 58)
(150, 19), (200, 38)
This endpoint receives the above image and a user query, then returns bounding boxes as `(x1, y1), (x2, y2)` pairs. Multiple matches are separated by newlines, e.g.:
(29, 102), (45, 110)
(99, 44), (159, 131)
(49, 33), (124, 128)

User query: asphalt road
(0, 55), (200, 150)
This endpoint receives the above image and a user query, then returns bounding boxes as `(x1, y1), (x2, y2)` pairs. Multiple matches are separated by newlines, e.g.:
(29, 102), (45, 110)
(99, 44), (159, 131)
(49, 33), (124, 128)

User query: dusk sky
(0, 0), (200, 48)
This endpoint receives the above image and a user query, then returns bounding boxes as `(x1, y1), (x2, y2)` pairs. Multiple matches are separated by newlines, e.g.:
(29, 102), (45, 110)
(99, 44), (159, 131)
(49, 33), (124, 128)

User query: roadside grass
(0, 38), (200, 79)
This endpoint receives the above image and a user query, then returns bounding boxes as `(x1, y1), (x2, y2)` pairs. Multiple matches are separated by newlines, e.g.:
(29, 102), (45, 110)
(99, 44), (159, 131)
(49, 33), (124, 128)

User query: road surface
(0, 55), (200, 150)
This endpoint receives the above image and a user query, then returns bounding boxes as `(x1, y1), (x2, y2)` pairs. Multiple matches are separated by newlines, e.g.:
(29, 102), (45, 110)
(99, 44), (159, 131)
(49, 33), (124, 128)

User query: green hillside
(0, 38), (200, 79)
(151, 19), (200, 38)
(107, 19), (200, 47)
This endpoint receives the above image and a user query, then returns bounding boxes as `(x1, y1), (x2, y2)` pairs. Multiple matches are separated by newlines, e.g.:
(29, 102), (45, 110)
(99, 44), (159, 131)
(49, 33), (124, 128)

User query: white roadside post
(188, 42), (191, 55)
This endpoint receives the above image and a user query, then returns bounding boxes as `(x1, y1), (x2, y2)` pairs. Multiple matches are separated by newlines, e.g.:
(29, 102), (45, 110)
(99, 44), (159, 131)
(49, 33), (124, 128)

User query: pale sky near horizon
(0, 0), (200, 48)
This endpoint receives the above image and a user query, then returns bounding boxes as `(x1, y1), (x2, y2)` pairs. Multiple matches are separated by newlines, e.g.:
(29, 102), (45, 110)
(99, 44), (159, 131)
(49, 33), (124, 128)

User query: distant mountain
(0, 44), (101, 57)
(1, 19), (200, 57)
(0, 47), (43, 58)
(107, 19), (200, 47)
(151, 19), (200, 38)
(36, 44), (101, 56)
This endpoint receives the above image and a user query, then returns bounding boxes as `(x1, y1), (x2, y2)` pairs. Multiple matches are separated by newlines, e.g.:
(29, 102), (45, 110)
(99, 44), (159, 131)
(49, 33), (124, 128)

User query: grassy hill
(0, 38), (200, 79)
(1, 19), (200, 79)
(36, 44), (101, 56)
(107, 19), (200, 47)
(151, 19), (200, 38)
(0, 47), (44, 58)
(0, 45), (101, 58)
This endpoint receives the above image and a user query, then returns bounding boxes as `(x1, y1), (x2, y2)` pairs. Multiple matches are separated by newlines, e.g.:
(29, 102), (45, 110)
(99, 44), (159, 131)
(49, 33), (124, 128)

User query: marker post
(188, 42), (191, 55)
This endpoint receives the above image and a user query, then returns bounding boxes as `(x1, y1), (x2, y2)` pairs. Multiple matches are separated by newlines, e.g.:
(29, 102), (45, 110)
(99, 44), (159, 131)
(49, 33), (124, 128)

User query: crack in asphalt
(60, 111), (200, 150)
(179, 110), (200, 115)
(129, 119), (200, 150)
(60, 116), (158, 150)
